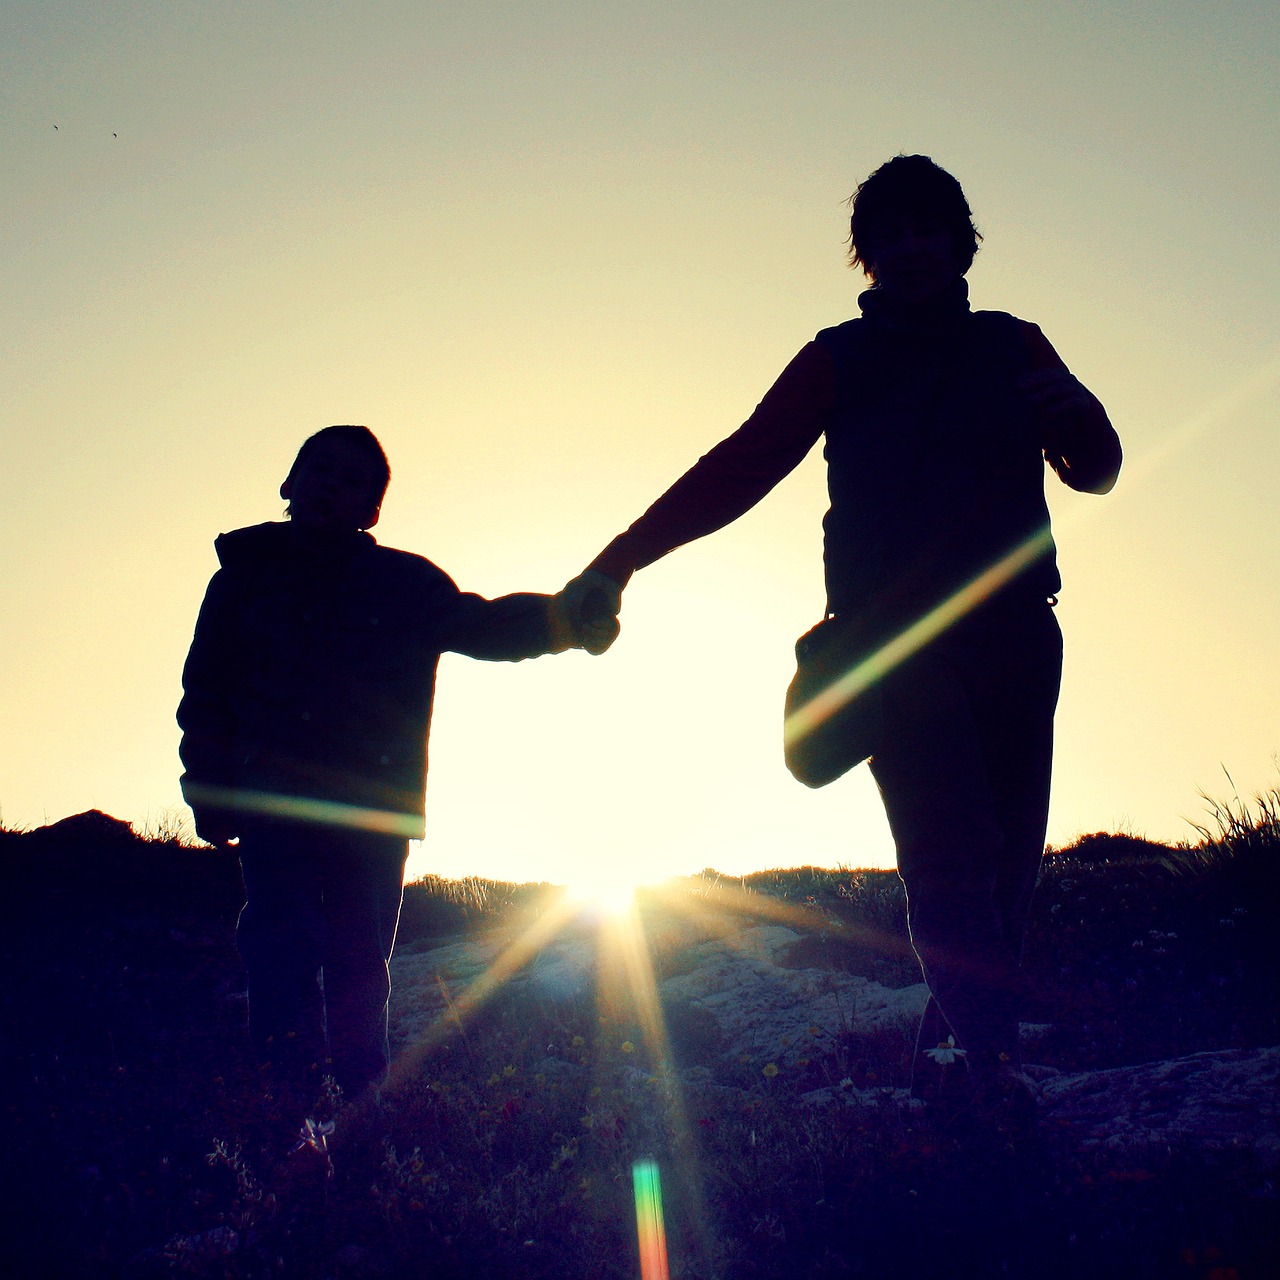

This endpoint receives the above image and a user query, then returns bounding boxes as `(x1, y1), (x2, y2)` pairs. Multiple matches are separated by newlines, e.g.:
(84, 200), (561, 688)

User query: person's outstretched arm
(1019, 324), (1122, 494)
(562, 341), (835, 632)
(440, 584), (615, 660)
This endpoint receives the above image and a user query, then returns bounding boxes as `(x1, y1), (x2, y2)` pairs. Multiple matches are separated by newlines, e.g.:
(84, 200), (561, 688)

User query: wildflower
(503, 1064), (517, 1077)
(571, 1035), (585, 1048)
(762, 1062), (779, 1079)
(621, 1040), (635, 1054)
(923, 1036), (967, 1065)
(289, 1119), (336, 1178)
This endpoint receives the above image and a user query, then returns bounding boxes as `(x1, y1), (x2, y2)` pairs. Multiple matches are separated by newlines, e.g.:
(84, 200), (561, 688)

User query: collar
(857, 278), (971, 334)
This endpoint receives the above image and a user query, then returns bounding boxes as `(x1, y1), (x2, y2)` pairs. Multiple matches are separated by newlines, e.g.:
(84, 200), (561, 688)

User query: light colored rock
(1037, 1047), (1280, 1160)
(654, 924), (927, 1065)
(388, 922), (1280, 1170)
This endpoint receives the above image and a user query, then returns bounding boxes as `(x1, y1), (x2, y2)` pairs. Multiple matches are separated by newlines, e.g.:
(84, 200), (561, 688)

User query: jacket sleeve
(438, 590), (574, 662)
(587, 341), (834, 585)
(1023, 323), (1122, 494)
(176, 571), (241, 813)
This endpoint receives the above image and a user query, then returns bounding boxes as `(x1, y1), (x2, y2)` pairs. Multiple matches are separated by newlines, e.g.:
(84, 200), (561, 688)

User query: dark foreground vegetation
(1, 793), (1277, 1279)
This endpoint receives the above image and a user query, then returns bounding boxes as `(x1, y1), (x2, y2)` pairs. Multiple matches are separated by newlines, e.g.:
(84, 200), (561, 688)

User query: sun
(563, 865), (651, 917)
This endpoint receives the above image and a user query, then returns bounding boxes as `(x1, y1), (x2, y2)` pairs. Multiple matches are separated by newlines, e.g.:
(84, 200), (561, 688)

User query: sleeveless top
(816, 308), (1060, 622)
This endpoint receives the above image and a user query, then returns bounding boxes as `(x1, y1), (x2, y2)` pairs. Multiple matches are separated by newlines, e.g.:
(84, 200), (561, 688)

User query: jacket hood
(214, 521), (376, 570)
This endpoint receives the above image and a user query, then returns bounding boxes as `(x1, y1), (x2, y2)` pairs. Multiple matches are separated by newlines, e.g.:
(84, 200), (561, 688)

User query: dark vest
(815, 309), (1060, 622)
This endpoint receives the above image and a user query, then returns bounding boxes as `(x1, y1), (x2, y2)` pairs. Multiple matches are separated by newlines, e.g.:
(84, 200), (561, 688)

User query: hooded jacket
(178, 522), (565, 837)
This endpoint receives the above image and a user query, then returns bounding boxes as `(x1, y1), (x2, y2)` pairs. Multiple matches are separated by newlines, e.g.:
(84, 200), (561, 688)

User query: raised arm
(1019, 323), (1122, 494)
(576, 340), (835, 605)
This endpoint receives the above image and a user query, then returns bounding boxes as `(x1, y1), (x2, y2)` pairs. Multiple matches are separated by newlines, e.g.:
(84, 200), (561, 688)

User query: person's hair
(846, 154), (982, 279)
(283, 425), (391, 515)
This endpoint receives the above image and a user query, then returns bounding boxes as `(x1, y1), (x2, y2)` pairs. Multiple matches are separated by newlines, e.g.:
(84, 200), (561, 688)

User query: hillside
(0, 808), (1276, 1278)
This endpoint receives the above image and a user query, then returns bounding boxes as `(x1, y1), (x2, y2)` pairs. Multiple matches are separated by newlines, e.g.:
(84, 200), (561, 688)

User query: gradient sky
(4, 1), (1277, 885)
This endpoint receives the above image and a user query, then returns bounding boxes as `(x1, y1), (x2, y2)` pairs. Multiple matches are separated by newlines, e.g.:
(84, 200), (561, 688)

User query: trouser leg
(870, 604), (1061, 1085)
(236, 825), (327, 1074)
(318, 833), (408, 1095)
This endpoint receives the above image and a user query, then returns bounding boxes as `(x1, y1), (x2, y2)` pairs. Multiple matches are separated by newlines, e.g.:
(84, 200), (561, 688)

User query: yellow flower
(571, 1035), (585, 1048)
(762, 1062), (779, 1079)
(621, 1041), (635, 1054)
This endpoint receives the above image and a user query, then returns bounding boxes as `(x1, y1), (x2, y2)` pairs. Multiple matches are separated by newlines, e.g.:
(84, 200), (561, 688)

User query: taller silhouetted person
(563, 156), (1121, 1125)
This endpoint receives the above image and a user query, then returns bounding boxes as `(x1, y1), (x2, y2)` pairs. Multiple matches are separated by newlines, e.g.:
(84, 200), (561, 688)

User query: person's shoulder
(213, 521), (288, 569)
(812, 317), (870, 373)
(970, 307), (1031, 329)
(368, 541), (459, 594)
(970, 310), (1058, 366)
(814, 315), (865, 347)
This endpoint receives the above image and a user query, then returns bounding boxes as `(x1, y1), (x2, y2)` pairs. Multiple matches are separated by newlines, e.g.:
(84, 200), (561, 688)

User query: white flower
(923, 1036), (967, 1065)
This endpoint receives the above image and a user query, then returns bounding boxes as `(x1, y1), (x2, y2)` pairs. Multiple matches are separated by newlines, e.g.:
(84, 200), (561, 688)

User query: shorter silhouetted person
(178, 425), (613, 1099)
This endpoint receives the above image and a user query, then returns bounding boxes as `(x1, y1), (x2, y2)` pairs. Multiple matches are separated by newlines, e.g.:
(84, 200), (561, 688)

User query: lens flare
(633, 1159), (670, 1280)
(180, 782), (425, 838)
(784, 526), (1054, 750)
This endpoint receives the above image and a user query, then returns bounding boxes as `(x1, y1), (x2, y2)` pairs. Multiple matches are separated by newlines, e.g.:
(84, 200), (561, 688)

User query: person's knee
(238, 902), (326, 971)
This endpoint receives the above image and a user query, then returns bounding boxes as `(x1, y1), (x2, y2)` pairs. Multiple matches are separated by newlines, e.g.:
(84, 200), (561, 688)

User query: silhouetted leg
(872, 601), (1061, 1096)
(236, 823), (327, 1078)
(955, 601), (1062, 1057)
(318, 832), (407, 1095)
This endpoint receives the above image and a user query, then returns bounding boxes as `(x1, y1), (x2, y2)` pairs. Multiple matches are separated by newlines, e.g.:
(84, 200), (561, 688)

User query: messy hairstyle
(284, 425), (391, 512)
(846, 154), (982, 279)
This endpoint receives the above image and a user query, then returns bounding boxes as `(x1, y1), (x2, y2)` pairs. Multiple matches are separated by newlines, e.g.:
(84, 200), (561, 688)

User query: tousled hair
(847, 155), (982, 279)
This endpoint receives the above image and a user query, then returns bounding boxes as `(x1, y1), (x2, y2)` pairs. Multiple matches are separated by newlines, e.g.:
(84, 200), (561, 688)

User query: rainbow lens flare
(632, 1159), (670, 1280)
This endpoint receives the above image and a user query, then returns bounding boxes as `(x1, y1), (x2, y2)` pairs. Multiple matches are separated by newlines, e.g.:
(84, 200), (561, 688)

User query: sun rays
(364, 864), (913, 1274)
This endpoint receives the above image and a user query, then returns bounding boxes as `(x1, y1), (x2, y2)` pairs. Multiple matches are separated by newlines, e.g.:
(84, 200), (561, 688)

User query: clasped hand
(555, 569), (623, 655)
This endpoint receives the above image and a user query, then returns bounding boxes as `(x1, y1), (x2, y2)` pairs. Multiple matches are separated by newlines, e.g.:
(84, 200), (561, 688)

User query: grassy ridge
(0, 797), (1276, 1278)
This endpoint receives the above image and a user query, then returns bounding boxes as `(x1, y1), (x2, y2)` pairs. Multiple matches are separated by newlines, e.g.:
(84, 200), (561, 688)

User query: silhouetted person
(178, 425), (613, 1099)
(565, 156), (1121, 1119)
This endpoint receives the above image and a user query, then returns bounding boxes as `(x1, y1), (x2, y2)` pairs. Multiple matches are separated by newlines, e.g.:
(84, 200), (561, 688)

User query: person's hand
(559, 569), (623, 655)
(193, 809), (239, 850)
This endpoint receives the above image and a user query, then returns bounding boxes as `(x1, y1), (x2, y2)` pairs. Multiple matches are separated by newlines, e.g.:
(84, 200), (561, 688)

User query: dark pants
(235, 821), (408, 1096)
(868, 599), (1062, 1084)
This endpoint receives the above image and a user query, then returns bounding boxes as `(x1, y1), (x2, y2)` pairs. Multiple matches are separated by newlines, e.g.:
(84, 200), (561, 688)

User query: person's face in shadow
(864, 216), (965, 306)
(282, 436), (382, 534)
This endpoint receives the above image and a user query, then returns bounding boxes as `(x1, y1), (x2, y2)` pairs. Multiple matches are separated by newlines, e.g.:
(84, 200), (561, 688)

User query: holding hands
(556, 569), (623, 655)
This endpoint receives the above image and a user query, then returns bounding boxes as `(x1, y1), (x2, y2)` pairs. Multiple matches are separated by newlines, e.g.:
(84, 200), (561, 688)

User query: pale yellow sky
(3, 1), (1277, 883)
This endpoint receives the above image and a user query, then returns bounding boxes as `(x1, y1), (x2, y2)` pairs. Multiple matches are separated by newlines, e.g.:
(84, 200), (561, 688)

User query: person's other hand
(193, 810), (239, 849)
(560, 570), (623, 655)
